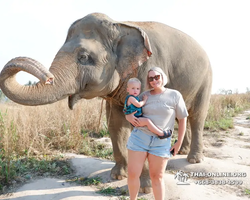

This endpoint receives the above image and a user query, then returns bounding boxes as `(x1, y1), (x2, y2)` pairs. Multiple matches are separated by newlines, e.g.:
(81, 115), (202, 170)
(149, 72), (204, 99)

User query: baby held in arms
(123, 77), (171, 139)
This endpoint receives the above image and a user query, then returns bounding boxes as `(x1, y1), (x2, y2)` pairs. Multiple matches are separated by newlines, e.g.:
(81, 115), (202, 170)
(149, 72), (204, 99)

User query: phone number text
(195, 179), (243, 185)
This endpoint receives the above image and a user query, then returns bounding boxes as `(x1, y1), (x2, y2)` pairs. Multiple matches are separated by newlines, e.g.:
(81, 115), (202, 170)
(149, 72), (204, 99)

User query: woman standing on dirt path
(125, 67), (188, 200)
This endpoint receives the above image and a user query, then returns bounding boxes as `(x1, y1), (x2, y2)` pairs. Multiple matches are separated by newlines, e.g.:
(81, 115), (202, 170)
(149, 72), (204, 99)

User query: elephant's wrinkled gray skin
(0, 13), (212, 193)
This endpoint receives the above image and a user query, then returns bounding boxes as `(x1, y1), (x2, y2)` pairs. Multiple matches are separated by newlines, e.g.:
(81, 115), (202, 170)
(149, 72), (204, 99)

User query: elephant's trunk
(0, 56), (77, 106)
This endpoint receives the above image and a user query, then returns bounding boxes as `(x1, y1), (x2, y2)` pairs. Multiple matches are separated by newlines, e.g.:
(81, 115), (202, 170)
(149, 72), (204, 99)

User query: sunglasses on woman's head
(148, 75), (161, 82)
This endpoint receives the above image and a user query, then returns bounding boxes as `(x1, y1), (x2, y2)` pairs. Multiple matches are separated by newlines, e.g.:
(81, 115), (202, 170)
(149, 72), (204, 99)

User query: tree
(218, 89), (232, 95)
(246, 87), (250, 94)
(25, 80), (37, 86)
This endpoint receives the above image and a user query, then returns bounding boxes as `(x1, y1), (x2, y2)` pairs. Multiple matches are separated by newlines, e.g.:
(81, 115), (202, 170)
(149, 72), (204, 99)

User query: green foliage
(118, 197), (129, 200)
(99, 122), (110, 137)
(204, 117), (233, 130)
(79, 140), (113, 160)
(205, 93), (250, 131)
(0, 154), (72, 194)
(99, 128), (109, 137)
(97, 186), (117, 195)
(97, 186), (129, 197)
(83, 177), (102, 186)
(68, 176), (102, 186)
(245, 189), (250, 195)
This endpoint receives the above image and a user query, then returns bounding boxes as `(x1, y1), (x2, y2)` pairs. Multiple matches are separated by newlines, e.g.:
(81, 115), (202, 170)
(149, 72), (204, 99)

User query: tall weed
(0, 98), (106, 156)
(205, 93), (250, 130)
(0, 98), (106, 191)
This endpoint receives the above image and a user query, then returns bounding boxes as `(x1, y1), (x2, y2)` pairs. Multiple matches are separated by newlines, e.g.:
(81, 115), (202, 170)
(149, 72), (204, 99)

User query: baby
(123, 78), (171, 138)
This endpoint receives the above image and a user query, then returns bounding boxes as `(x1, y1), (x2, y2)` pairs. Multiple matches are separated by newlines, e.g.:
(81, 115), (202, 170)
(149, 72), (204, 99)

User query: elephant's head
(0, 13), (152, 109)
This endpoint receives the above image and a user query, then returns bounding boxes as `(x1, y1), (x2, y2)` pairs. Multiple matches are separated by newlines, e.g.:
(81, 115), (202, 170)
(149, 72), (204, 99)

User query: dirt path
(1, 111), (250, 200)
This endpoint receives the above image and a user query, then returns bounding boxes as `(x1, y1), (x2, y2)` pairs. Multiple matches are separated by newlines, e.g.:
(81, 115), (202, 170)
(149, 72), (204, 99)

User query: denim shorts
(126, 128), (171, 158)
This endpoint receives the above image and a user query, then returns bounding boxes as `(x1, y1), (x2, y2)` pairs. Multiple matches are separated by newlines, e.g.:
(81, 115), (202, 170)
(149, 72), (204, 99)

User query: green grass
(66, 177), (130, 198)
(0, 136), (114, 194)
(67, 176), (102, 186)
(0, 154), (72, 194)
(99, 123), (110, 137)
(205, 117), (234, 131)
(79, 140), (113, 160)
(97, 186), (117, 195)
(117, 197), (129, 200)
(97, 186), (129, 197)
(204, 93), (250, 130)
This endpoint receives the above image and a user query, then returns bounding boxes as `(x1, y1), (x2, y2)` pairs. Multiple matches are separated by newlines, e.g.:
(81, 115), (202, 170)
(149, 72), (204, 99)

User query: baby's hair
(127, 78), (141, 86)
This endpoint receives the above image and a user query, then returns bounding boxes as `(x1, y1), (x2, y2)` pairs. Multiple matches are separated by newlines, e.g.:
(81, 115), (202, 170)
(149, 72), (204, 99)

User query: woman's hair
(127, 77), (141, 86)
(146, 67), (168, 89)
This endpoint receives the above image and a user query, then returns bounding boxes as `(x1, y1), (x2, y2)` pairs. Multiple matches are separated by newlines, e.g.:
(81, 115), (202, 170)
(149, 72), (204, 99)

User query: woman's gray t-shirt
(137, 89), (189, 136)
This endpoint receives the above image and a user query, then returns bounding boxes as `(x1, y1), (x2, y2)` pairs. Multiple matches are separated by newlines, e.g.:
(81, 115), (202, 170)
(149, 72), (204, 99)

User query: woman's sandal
(158, 130), (172, 139)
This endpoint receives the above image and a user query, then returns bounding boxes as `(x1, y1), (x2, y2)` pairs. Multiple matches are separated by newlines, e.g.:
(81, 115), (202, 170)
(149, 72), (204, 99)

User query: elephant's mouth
(68, 94), (82, 110)
(68, 81), (88, 109)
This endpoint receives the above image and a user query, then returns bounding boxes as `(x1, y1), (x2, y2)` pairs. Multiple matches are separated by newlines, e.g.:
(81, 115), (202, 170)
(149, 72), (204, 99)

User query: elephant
(0, 13), (212, 192)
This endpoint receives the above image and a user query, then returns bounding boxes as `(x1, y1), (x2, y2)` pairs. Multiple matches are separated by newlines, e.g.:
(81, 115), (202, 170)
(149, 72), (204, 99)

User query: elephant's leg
(179, 119), (191, 155)
(106, 101), (131, 180)
(139, 159), (152, 194)
(187, 115), (204, 163)
(187, 98), (210, 163)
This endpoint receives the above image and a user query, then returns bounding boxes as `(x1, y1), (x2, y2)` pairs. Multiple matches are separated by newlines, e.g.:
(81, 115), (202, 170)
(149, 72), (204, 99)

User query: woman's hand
(170, 140), (182, 156)
(125, 111), (139, 126)
(170, 118), (187, 156)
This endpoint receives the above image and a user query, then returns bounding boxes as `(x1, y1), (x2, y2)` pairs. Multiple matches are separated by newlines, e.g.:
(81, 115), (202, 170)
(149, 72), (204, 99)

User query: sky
(0, 0), (250, 94)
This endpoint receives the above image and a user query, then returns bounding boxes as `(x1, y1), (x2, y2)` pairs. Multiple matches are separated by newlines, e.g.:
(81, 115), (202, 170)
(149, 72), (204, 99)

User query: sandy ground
(0, 111), (250, 200)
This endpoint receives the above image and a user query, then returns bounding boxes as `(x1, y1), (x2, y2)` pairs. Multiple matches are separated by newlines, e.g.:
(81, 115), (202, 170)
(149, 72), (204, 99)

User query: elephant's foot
(139, 186), (152, 194)
(187, 152), (204, 164)
(139, 174), (152, 194)
(110, 164), (127, 180)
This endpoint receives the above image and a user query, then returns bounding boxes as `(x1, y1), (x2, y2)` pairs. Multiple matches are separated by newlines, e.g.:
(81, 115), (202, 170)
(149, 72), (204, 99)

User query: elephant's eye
(78, 51), (88, 63)
(78, 51), (93, 65)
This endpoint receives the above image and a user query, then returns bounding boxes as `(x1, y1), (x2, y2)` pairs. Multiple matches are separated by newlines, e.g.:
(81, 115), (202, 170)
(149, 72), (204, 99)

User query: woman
(125, 67), (188, 200)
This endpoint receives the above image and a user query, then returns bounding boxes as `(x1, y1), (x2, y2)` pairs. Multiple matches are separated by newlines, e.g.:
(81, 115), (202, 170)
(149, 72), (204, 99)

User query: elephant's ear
(115, 23), (152, 79)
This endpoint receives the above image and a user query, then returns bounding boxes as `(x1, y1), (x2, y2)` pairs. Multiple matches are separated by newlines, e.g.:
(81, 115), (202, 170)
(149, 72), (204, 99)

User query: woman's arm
(170, 117), (187, 156)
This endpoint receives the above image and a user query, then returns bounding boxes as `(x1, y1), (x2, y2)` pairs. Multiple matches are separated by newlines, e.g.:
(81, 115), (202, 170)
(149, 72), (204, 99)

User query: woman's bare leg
(148, 153), (168, 200)
(127, 150), (147, 200)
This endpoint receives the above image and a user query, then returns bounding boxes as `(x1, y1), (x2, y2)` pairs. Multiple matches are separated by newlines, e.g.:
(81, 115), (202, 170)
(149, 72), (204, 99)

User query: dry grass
(1, 92), (250, 193)
(205, 93), (250, 130)
(0, 98), (106, 157)
(1, 93), (250, 157)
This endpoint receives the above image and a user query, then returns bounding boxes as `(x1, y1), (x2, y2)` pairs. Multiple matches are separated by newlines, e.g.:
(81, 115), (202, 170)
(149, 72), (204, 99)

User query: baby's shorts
(126, 128), (171, 158)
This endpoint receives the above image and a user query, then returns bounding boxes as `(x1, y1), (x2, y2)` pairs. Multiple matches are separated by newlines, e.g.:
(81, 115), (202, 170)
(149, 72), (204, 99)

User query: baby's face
(127, 82), (141, 96)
